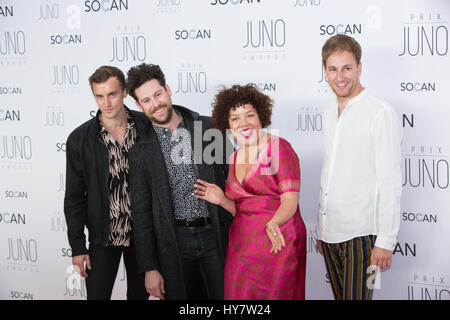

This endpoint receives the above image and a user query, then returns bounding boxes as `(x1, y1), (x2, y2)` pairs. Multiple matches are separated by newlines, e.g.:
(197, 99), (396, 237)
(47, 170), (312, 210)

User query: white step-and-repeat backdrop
(1, 0), (449, 300)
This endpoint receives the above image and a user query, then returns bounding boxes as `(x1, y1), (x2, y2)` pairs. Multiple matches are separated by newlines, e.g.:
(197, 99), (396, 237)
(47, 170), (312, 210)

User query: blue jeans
(175, 224), (224, 300)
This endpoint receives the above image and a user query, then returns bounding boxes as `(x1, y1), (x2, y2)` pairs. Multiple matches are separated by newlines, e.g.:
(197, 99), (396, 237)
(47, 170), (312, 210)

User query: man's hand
(371, 246), (393, 270)
(145, 270), (165, 300)
(72, 254), (91, 278)
(316, 239), (323, 255)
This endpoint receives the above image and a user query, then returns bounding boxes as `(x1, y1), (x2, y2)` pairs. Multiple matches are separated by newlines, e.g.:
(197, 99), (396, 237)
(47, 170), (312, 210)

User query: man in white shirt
(315, 34), (402, 300)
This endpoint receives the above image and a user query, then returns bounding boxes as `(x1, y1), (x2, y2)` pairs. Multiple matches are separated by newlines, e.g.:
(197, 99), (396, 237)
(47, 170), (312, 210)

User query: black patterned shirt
(152, 114), (209, 221)
(99, 110), (136, 246)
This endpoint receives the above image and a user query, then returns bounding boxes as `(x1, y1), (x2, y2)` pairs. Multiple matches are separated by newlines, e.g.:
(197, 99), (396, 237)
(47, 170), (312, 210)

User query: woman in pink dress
(194, 84), (306, 300)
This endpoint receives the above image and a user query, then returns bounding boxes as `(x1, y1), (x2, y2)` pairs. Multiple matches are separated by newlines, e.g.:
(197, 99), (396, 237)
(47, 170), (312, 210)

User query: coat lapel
(182, 112), (218, 223)
(182, 109), (215, 183)
(138, 132), (176, 227)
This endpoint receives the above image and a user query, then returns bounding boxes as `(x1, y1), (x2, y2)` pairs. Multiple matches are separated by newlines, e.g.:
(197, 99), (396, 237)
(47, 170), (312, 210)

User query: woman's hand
(265, 220), (285, 254)
(194, 179), (226, 206)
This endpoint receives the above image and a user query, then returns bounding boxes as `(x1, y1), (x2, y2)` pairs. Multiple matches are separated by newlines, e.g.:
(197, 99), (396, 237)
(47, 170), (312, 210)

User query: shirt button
(323, 212), (326, 216)
(325, 193), (328, 196)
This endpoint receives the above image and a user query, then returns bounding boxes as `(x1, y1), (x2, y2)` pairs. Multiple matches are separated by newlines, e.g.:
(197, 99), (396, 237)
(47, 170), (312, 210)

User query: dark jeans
(175, 224), (224, 300)
(85, 244), (149, 300)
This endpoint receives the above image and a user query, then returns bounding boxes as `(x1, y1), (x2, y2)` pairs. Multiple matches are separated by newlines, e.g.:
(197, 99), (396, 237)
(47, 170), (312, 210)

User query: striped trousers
(321, 235), (376, 300)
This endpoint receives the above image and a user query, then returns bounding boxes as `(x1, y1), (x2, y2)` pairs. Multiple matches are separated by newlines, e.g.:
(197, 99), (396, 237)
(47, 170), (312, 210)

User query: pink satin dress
(224, 136), (306, 300)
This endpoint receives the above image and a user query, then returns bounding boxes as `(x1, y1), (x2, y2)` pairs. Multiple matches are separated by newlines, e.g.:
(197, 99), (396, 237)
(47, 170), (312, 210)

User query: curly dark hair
(212, 84), (273, 132)
(126, 63), (166, 101)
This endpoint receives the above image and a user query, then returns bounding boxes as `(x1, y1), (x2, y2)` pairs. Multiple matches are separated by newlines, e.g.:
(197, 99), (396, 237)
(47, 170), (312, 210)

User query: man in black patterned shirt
(64, 66), (149, 300)
(127, 63), (233, 299)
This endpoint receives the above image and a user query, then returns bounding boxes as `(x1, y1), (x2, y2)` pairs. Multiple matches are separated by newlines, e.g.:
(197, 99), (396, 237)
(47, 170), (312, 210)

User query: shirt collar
(99, 108), (135, 136)
(332, 88), (368, 116)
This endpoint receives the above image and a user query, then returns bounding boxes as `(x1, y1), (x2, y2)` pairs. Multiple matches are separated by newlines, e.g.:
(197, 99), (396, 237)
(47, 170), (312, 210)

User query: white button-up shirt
(315, 89), (403, 251)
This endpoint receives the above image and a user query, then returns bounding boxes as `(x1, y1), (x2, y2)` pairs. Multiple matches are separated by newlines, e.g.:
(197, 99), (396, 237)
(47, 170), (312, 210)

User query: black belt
(175, 217), (211, 228)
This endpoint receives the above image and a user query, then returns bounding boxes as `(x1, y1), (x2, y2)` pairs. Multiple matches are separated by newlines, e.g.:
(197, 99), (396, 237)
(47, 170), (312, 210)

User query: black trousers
(85, 244), (148, 300)
(175, 225), (224, 300)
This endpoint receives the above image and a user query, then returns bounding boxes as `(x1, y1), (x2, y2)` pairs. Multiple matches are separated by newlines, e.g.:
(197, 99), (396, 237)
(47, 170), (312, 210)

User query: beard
(149, 104), (173, 125)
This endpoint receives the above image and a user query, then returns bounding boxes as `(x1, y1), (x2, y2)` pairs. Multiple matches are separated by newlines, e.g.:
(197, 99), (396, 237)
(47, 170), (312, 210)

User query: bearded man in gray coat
(127, 63), (233, 300)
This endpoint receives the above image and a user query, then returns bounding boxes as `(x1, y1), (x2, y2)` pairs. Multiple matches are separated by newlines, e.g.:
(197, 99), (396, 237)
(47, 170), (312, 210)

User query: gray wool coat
(129, 105), (233, 300)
